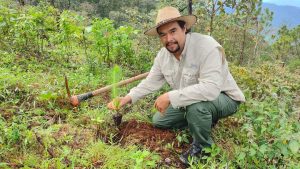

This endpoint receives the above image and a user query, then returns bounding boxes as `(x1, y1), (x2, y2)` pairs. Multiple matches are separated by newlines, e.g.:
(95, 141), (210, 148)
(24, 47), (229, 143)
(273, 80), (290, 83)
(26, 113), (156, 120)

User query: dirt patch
(0, 108), (15, 120)
(115, 120), (190, 168)
(56, 97), (74, 110)
(52, 124), (95, 149)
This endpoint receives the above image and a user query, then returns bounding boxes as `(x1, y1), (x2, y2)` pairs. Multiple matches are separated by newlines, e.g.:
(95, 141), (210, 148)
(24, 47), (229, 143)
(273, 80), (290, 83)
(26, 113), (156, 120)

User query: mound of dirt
(116, 119), (190, 168)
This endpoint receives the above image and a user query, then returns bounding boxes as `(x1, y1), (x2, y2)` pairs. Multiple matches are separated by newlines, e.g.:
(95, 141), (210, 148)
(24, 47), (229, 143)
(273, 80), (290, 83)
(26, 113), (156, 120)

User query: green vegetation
(0, 0), (299, 168)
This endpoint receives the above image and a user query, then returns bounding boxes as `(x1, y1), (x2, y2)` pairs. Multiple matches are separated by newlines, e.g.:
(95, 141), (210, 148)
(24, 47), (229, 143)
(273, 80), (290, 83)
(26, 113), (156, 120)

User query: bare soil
(115, 119), (190, 168)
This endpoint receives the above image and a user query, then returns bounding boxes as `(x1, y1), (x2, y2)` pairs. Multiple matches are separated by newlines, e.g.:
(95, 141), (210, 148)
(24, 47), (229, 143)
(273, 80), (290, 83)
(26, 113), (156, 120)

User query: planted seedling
(112, 98), (122, 126)
(110, 65), (123, 126)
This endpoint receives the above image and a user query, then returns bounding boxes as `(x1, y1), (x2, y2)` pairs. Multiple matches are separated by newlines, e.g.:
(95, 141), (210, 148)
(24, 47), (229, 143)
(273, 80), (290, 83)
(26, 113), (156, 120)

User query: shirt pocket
(183, 70), (198, 86)
(163, 70), (175, 88)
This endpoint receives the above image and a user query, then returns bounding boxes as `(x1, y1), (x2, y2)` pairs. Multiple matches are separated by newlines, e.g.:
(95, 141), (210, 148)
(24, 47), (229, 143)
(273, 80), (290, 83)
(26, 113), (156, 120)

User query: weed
(176, 130), (190, 146)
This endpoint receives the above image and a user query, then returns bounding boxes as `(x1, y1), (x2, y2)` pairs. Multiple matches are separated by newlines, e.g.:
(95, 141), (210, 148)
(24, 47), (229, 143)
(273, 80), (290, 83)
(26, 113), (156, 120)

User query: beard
(166, 41), (180, 54)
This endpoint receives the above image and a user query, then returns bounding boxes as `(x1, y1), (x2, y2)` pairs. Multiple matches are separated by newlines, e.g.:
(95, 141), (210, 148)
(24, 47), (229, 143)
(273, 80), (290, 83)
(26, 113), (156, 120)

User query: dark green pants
(152, 93), (240, 148)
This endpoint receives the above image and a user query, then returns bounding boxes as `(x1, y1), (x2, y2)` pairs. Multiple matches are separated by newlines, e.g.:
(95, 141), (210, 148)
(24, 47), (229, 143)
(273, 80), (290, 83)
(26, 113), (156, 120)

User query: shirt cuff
(168, 90), (181, 108)
(126, 93), (138, 104)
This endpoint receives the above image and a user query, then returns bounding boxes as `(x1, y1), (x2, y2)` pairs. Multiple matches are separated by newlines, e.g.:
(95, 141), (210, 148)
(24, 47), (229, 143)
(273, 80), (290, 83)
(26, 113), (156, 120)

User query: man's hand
(107, 95), (132, 110)
(154, 93), (170, 114)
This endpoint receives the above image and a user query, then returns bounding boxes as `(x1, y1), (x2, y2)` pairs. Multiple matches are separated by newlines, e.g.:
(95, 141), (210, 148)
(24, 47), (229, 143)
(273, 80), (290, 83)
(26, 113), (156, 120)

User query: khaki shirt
(128, 33), (245, 108)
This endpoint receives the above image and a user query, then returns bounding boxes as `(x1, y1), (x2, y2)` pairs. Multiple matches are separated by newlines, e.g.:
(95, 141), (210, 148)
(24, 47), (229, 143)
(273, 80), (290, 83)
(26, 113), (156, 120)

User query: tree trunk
(253, 19), (259, 61)
(209, 2), (215, 36)
(18, 0), (25, 6)
(50, 0), (55, 7)
(68, 0), (71, 9)
(295, 45), (300, 58)
(106, 38), (110, 65)
(239, 18), (248, 65)
(293, 33), (300, 57)
(188, 0), (192, 15)
(187, 0), (193, 32)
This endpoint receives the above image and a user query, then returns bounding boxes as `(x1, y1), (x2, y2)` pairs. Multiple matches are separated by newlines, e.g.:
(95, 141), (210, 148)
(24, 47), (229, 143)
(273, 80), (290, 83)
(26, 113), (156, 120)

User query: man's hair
(177, 20), (186, 29)
(156, 20), (191, 35)
(177, 20), (191, 34)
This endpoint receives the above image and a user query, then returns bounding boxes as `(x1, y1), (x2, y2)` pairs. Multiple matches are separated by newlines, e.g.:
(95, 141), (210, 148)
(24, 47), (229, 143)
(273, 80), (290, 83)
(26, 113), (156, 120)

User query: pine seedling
(110, 65), (123, 126)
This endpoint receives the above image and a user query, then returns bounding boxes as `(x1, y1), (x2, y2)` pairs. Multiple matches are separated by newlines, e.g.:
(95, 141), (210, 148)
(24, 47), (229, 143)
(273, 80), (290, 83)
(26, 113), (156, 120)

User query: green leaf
(249, 148), (256, 156)
(238, 152), (246, 161)
(289, 140), (299, 154)
(38, 91), (57, 101)
(0, 163), (9, 168)
(279, 144), (289, 156)
(259, 144), (268, 154)
(85, 26), (92, 33)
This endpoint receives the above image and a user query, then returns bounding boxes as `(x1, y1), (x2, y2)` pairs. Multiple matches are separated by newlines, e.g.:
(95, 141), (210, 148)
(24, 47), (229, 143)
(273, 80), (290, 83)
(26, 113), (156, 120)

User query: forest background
(0, 0), (299, 168)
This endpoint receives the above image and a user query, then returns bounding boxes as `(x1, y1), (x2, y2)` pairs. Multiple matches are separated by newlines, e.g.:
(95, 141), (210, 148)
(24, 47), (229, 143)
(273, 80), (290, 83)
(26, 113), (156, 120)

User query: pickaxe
(65, 72), (149, 107)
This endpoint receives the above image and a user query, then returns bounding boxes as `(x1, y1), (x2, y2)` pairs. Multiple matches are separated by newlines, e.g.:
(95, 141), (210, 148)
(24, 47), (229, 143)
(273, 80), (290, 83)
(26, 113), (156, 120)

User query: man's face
(157, 21), (186, 56)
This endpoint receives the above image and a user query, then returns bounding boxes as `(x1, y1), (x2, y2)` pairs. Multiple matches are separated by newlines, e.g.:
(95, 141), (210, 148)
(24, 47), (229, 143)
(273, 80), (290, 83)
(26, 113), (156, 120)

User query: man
(107, 6), (245, 165)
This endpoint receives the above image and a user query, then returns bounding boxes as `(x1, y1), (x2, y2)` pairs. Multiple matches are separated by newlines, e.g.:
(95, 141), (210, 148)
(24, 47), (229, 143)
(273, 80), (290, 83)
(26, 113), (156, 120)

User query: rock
(165, 157), (171, 164)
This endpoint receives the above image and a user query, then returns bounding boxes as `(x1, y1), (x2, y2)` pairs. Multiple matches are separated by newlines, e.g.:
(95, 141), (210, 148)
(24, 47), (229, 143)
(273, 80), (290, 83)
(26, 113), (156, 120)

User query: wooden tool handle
(70, 72), (149, 106)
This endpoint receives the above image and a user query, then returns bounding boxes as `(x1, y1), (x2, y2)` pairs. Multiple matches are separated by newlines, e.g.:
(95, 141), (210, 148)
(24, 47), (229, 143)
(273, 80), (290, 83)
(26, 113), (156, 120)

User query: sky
(263, 0), (300, 8)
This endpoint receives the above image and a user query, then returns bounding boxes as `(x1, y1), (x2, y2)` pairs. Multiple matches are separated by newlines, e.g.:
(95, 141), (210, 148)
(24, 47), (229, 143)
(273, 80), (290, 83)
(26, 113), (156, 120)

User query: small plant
(165, 142), (174, 150)
(176, 130), (190, 146)
(109, 65), (123, 126)
(130, 150), (160, 169)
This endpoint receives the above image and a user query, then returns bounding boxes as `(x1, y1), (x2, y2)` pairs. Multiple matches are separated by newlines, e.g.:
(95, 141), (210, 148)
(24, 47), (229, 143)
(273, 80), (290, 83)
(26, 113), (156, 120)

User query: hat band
(157, 17), (178, 26)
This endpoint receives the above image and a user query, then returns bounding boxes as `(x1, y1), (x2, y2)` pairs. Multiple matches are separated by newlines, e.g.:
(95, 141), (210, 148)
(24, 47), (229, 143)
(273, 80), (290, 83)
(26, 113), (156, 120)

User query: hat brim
(144, 15), (197, 36)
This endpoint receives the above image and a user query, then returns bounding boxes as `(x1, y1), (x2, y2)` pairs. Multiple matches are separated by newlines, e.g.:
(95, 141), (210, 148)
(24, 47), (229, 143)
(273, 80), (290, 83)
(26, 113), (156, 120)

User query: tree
(194, 0), (234, 36)
(233, 0), (264, 64)
(192, 0), (272, 65)
(272, 25), (300, 62)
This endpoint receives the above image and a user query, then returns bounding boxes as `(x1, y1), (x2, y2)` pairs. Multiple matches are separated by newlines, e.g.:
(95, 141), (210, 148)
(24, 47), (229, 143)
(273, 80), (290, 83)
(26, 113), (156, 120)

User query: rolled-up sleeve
(168, 47), (224, 108)
(127, 55), (166, 103)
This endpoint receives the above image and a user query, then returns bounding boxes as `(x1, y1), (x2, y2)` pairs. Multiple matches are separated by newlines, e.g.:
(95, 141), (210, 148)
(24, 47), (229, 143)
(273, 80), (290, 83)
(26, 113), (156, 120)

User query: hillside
(262, 3), (300, 28)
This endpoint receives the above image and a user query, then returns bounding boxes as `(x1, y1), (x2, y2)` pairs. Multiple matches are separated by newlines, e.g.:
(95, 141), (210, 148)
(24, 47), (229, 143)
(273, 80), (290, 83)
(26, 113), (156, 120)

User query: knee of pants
(186, 102), (213, 119)
(152, 114), (160, 127)
(187, 102), (211, 114)
(152, 113), (171, 129)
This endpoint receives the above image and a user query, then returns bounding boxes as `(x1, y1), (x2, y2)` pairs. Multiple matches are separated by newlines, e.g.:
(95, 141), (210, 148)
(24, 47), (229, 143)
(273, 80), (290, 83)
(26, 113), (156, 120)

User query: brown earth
(115, 119), (191, 169)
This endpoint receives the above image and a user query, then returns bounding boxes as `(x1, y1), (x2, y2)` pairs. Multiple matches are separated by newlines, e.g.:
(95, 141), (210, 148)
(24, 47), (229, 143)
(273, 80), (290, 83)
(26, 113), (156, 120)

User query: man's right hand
(107, 95), (132, 110)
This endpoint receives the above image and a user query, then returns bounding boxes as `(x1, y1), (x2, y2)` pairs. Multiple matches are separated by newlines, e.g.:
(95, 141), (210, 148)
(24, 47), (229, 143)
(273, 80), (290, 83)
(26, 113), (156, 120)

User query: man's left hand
(154, 93), (170, 114)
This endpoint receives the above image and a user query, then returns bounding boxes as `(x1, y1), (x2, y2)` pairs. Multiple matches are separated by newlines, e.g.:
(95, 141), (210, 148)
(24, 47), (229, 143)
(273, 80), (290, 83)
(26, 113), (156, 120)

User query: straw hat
(144, 6), (197, 36)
